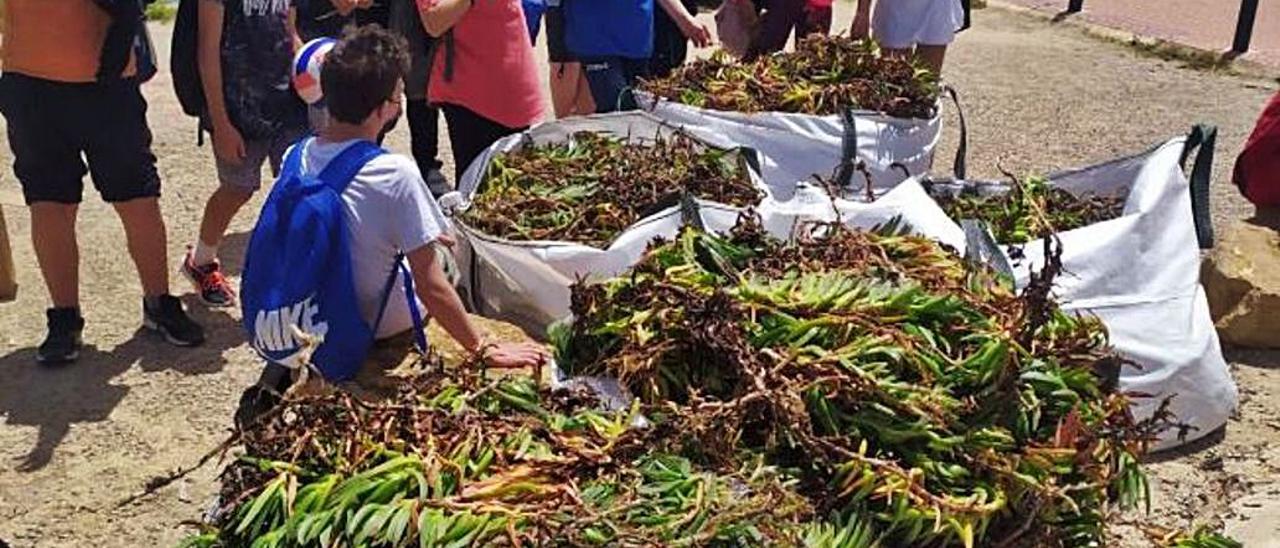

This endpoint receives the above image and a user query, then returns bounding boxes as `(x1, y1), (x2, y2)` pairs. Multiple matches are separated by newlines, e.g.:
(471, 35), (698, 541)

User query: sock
(191, 240), (219, 267)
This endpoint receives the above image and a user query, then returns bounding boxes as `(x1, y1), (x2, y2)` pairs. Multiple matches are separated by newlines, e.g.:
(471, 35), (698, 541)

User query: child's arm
(197, 0), (246, 163)
(287, 4), (303, 51)
(416, 0), (470, 38)
(658, 0), (712, 48)
(406, 243), (550, 369)
(851, 0), (872, 39)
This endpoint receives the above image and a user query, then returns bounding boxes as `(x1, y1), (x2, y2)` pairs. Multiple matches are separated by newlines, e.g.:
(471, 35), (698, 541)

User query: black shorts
(545, 7), (575, 64)
(0, 73), (160, 205)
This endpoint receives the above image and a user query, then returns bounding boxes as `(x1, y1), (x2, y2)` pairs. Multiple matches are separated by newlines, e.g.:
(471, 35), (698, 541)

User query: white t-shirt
(296, 138), (448, 339)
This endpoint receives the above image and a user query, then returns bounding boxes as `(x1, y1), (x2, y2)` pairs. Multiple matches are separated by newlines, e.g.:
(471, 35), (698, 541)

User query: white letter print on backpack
(252, 294), (329, 367)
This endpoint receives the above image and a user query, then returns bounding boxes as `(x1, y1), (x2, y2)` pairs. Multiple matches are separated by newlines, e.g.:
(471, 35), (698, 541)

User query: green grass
(145, 2), (178, 22)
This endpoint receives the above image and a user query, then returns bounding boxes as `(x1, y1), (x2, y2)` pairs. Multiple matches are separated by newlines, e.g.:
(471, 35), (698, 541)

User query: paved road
(1004, 0), (1280, 68)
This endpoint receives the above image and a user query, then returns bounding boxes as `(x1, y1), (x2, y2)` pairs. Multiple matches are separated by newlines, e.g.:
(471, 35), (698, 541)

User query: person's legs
(183, 137), (270, 306)
(406, 98), (450, 195)
(582, 57), (633, 113)
(441, 103), (524, 183)
(83, 80), (204, 346)
(30, 203), (80, 309)
(112, 198), (169, 299)
(797, 4), (832, 36)
(2, 73), (92, 363)
(916, 45), (948, 76)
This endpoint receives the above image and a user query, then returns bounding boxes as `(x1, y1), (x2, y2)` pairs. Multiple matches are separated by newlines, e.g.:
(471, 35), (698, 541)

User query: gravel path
(0, 6), (1278, 546)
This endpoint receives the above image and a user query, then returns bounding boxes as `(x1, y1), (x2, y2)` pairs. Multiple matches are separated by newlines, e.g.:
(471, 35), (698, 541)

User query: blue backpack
(241, 137), (426, 381)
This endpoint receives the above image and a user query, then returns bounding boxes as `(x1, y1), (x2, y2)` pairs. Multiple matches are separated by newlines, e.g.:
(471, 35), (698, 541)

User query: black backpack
(171, 0), (205, 118)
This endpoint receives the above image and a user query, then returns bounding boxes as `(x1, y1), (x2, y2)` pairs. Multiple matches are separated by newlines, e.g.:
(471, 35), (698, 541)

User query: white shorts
(872, 0), (965, 49)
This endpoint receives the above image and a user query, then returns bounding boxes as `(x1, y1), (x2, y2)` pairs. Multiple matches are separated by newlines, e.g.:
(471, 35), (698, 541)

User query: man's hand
(677, 16), (714, 48)
(436, 232), (457, 250)
(478, 342), (551, 369)
(212, 121), (247, 165)
(330, 0), (362, 16)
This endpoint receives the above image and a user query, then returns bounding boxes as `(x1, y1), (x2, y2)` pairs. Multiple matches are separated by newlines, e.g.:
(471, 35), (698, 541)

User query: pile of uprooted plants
(182, 217), (1238, 548)
(460, 131), (761, 248)
(640, 35), (939, 119)
(931, 176), (1127, 244)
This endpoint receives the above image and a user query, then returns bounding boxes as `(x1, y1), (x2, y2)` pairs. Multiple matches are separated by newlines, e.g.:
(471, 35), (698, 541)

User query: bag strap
(835, 108), (859, 188)
(423, 29), (457, 88)
(944, 85), (969, 180)
(1179, 124), (1217, 249)
(282, 136), (311, 179)
(317, 140), (386, 194)
(371, 252), (430, 354)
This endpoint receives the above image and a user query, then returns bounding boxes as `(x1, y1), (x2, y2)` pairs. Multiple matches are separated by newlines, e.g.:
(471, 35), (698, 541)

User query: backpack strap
(282, 136), (312, 179)
(316, 140), (386, 194)
(316, 140), (430, 355)
(370, 252), (430, 355)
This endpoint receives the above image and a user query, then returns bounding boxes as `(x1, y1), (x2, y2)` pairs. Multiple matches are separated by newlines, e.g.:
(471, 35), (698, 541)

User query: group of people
(0, 0), (967, 419)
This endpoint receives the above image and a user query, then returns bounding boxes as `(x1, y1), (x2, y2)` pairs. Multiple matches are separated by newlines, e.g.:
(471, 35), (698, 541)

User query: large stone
(1201, 213), (1280, 349)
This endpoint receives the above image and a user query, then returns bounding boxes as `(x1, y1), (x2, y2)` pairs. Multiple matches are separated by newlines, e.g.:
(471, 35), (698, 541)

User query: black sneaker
(143, 295), (206, 347)
(234, 362), (294, 431)
(37, 307), (84, 365)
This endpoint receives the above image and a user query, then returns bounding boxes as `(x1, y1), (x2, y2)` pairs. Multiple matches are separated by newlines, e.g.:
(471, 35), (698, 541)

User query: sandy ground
(1, 5), (1279, 547)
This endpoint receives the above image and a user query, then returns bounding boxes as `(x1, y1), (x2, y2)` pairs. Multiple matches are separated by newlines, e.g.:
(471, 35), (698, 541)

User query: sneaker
(181, 247), (236, 307)
(37, 307), (84, 365)
(234, 362), (294, 431)
(143, 295), (206, 347)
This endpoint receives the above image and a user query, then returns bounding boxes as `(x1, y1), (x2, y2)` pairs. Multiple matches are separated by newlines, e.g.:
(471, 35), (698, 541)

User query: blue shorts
(580, 56), (649, 113)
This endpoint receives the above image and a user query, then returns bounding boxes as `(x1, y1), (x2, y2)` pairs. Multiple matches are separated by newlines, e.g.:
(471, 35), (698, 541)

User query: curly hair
(322, 25), (411, 125)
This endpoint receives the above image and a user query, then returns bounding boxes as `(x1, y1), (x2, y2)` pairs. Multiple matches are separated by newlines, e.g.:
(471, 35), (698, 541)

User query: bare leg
(881, 47), (913, 62)
(196, 186), (253, 255)
(30, 202), (79, 308)
(550, 62), (576, 119)
(112, 197), (169, 298)
(573, 66), (597, 116)
(917, 45), (948, 76)
(550, 62), (597, 119)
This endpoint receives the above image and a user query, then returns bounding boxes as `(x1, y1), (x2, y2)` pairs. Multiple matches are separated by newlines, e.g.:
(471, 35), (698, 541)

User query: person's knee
(215, 184), (257, 206)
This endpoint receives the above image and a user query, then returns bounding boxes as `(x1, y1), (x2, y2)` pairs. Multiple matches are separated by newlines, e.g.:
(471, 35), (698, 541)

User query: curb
(984, 0), (1278, 83)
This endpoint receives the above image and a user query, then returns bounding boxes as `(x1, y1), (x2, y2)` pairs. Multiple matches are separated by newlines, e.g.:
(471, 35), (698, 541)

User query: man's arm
(406, 243), (483, 352)
(417, 0), (469, 38)
(198, 0), (246, 162)
(287, 5), (303, 51)
(658, 0), (712, 48)
(406, 243), (550, 369)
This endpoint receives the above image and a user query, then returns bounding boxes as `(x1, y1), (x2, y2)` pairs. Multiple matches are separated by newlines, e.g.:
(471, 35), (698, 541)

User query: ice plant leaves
(558, 217), (1170, 547)
(934, 176), (1126, 244)
(641, 35), (940, 119)
(461, 131), (761, 248)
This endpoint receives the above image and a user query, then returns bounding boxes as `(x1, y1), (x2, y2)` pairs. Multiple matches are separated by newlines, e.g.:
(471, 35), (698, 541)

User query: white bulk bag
(927, 127), (1236, 450)
(448, 112), (770, 335)
(635, 88), (966, 199)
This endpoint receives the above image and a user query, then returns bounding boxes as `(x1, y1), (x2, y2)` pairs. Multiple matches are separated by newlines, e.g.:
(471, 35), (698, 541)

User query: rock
(1224, 489), (1280, 548)
(1201, 215), (1280, 349)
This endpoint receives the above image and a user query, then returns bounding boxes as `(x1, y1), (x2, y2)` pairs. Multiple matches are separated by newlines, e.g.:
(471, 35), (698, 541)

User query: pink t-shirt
(417, 0), (545, 129)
